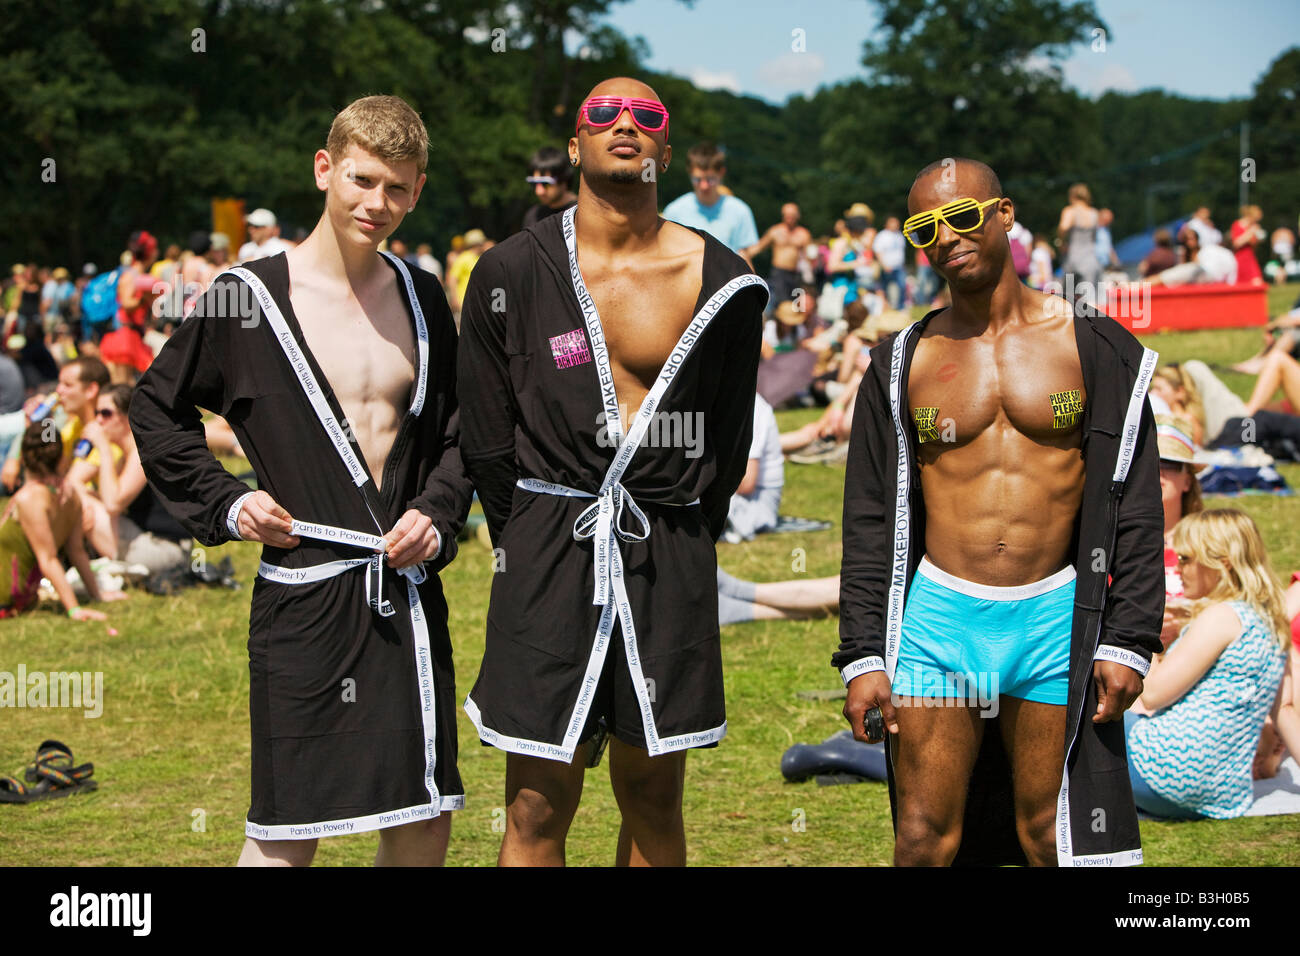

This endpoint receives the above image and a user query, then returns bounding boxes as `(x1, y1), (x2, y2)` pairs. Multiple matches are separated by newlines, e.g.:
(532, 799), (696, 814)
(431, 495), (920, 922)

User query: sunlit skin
(496, 76), (712, 869)
(746, 202), (811, 271)
(231, 138), (453, 868)
(842, 159), (1148, 867)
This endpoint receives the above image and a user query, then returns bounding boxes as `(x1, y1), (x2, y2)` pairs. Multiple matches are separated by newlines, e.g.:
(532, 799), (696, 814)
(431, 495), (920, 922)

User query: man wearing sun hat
(1153, 414), (1207, 645)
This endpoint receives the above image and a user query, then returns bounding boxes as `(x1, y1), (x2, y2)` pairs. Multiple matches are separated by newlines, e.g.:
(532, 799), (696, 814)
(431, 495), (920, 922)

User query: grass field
(2, 285), (1299, 866)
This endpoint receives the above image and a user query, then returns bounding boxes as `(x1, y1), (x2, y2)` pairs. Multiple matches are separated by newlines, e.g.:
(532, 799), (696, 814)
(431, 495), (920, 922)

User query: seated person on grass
(0, 422), (125, 620)
(1126, 509), (1288, 819)
(68, 384), (191, 576)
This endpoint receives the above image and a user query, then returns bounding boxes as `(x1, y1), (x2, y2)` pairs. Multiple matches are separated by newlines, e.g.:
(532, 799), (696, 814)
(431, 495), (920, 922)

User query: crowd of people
(4, 110), (1300, 845)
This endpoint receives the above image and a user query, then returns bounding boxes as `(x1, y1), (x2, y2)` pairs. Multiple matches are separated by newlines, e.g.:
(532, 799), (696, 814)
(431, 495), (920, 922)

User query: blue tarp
(1113, 217), (1187, 267)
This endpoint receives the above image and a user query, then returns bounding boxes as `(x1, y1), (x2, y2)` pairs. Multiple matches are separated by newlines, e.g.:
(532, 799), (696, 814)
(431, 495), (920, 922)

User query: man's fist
(384, 509), (441, 570)
(236, 491), (299, 548)
(1093, 659), (1144, 723)
(844, 670), (899, 743)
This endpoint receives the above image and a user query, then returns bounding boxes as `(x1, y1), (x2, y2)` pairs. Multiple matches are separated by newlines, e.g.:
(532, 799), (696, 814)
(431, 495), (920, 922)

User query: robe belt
(514, 478), (697, 608)
(256, 519), (427, 618)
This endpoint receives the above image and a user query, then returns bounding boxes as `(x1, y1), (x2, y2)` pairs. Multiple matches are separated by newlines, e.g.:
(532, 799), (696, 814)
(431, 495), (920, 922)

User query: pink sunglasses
(575, 96), (670, 137)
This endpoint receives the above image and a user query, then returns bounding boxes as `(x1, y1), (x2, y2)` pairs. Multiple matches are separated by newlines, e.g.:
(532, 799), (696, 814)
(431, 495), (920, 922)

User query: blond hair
(1068, 182), (1092, 204)
(326, 95), (429, 174)
(1171, 509), (1291, 649)
(1154, 364), (1206, 435)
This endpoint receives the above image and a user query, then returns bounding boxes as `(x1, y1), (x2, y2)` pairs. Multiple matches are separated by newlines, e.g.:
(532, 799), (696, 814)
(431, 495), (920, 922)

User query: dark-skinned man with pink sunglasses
(458, 76), (767, 866)
(838, 157), (1164, 867)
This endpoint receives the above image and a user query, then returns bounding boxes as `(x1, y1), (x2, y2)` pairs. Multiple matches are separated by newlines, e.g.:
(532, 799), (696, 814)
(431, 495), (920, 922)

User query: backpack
(80, 267), (123, 330)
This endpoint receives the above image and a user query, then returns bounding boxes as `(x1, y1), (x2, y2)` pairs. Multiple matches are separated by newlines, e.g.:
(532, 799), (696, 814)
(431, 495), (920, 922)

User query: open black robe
(130, 252), (472, 838)
(458, 207), (767, 761)
(837, 304), (1165, 866)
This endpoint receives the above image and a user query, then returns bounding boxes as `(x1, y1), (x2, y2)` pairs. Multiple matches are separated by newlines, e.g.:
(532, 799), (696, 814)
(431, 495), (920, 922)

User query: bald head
(910, 158), (1002, 205)
(581, 76), (662, 110)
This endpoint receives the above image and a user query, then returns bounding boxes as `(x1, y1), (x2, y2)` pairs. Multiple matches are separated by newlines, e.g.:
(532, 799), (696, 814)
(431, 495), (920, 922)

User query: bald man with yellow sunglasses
(837, 157), (1164, 868)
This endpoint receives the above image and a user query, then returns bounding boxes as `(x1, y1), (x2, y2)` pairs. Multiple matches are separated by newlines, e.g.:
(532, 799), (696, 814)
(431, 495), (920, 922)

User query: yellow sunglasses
(903, 197), (1003, 248)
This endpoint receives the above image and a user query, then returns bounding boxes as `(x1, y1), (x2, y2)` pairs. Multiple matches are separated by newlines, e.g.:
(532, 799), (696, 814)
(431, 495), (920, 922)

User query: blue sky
(590, 0), (1299, 103)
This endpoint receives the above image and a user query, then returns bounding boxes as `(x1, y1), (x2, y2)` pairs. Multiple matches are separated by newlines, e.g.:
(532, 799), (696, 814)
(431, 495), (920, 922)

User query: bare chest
(289, 283), (415, 416)
(585, 260), (702, 399)
(908, 325), (1086, 445)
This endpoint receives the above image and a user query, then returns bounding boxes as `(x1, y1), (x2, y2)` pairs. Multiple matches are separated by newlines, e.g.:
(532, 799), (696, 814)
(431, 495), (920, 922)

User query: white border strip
(379, 251), (430, 418)
(229, 266), (371, 489)
(884, 323), (919, 681)
(841, 656), (887, 687)
(1093, 644), (1151, 677)
(1114, 347), (1158, 484)
(1071, 849), (1144, 867)
(245, 795), (465, 841)
(917, 556), (1076, 601)
(227, 491), (254, 539)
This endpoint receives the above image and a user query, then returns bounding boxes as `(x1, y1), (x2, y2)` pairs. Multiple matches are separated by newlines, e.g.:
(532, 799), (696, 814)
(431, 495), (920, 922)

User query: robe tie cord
(515, 478), (694, 608)
(256, 520), (427, 619)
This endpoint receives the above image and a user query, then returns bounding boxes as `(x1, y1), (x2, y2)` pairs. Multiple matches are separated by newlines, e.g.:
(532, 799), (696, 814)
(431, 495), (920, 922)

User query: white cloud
(756, 52), (827, 93)
(689, 68), (742, 93)
(1064, 57), (1139, 96)
(1097, 63), (1138, 93)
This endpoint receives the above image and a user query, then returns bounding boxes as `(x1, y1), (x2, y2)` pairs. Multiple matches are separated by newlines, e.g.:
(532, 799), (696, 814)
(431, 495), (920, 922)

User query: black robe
(837, 304), (1165, 866)
(458, 207), (767, 761)
(130, 251), (473, 838)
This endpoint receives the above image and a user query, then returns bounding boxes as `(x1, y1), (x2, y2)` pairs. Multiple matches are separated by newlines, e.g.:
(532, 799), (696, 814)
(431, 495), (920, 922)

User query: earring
(571, 156), (578, 166)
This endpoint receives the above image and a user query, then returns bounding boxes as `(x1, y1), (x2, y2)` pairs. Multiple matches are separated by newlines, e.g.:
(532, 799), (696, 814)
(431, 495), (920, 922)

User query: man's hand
(384, 509), (440, 570)
(236, 491), (299, 548)
(844, 671), (898, 743)
(1092, 660), (1144, 723)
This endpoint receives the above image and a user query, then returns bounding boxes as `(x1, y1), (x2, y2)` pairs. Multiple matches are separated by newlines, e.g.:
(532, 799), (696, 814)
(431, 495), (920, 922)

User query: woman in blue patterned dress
(1125, 509), (1290, 819)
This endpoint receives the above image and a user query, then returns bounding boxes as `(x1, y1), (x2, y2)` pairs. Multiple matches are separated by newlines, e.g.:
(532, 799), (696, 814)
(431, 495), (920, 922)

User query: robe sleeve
(128, 277), (255, 547)
(834, 353), (893, 680)
(404, 282), (475, 573)
(456, 252), (518, 548)
(1098, 396), (1165, 668)
(699, 291), (763, 541)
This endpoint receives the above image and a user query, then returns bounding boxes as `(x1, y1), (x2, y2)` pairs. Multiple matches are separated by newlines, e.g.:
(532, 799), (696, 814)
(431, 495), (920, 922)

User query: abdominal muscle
(919, 426), (1085, 587)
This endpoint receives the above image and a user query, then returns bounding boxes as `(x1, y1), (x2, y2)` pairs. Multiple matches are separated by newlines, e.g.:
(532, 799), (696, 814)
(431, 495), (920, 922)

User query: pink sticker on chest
(549, 328), (592, 369)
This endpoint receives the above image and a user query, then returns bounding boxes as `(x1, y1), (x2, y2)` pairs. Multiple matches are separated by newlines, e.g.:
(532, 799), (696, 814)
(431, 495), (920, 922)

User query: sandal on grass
(1, 740), (100, 803)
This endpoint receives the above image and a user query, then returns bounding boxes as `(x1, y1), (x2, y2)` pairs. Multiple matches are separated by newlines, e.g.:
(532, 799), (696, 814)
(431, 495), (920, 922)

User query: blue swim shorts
(891, 556), (1075, 706)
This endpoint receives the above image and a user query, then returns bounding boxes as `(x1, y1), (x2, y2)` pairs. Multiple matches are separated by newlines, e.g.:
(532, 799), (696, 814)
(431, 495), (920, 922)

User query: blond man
(131, 95), (472, 866)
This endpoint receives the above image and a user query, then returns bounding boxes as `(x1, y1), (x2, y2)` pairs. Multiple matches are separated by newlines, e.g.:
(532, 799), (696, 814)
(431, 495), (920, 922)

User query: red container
(1105, 282), (1269, 333)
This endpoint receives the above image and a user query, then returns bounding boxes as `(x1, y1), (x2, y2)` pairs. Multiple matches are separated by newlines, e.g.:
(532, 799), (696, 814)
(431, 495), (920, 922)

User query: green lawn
(2, 285), (1299, 866)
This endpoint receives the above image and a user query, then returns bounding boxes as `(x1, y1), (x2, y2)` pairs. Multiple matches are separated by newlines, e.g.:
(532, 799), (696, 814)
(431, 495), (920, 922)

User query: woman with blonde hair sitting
(1125, 509), (1289, 818)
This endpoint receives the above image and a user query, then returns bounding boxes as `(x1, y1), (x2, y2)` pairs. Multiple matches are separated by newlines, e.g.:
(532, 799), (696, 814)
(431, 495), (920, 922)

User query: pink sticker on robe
(549, 329), (593, 370)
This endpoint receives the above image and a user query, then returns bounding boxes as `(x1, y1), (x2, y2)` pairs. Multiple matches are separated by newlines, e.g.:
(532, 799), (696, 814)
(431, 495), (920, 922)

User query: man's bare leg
(608, 738), (687, 866)
(375, 814), (451, 866)
(997, 695), (1067, 867)
(237, 837), (317, 867)
(499, 749), (588, 866)
(891, 700), (984, 866)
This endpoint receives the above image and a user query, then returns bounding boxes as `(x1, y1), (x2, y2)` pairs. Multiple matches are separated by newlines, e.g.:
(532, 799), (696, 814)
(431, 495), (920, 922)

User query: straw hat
(1155, 415), (1212, 468)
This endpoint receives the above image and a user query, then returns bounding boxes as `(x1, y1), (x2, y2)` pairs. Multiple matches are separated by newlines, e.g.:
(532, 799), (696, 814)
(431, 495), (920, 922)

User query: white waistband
(917, 555), (1075, 601)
